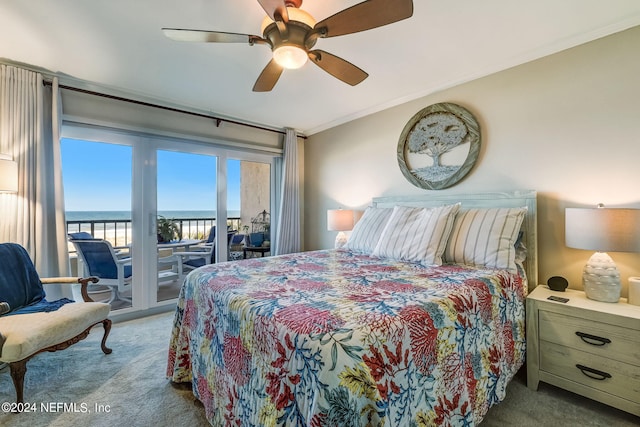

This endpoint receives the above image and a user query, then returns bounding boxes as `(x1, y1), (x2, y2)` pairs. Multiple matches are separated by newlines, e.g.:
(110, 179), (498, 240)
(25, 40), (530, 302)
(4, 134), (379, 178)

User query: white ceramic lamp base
(334, 231), (348, 249)
(582, 252), (621, 303)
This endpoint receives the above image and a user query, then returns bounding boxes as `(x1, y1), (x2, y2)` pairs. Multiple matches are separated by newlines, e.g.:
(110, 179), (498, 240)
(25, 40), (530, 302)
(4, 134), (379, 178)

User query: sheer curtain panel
(274, 128), (301, 255)
(0, 65), (69, 276)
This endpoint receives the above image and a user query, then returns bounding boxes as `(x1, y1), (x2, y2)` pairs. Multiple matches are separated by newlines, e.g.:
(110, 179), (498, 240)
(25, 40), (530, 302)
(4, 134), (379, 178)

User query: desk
(243, 246), (270, 259)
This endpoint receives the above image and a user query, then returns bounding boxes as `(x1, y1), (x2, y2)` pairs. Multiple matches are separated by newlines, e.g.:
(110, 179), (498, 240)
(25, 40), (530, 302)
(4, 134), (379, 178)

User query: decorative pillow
(444, 207), (527, 271)
(514, 231), (527, 264)
(344, 207), (393, 253)
(371, 203), (461, 265)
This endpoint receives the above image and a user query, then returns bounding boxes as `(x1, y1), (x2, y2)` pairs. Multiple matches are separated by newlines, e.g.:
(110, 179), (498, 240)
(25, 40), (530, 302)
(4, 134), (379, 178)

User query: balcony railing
(66, 217), (242, 249)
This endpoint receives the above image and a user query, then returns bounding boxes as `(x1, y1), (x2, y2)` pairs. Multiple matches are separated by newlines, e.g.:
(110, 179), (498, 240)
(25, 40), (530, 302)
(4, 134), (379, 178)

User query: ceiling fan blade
(314, 0), (413, 38)
(257, 0), (289, 22)
(253, 59), (284, 92)
(308, 50), (368, 86)
(162, 28), (261, 44)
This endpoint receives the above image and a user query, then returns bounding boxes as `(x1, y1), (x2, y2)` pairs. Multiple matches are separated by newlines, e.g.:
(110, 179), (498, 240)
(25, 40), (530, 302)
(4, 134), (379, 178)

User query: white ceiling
(2, 0), (640, 135)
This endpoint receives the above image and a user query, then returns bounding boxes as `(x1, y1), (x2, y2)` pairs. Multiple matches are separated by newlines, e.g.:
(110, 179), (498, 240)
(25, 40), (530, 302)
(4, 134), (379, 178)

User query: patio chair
(70, 239), (132, 304)
(68, 232), (129, 258)
(229, 233), (246, 260)
(205, 226), (216, 244)
(174, 231), (236, 279)
(248, 232), (265, 248)
(0, 243), (111, 403)
(68, 231), (95, 240)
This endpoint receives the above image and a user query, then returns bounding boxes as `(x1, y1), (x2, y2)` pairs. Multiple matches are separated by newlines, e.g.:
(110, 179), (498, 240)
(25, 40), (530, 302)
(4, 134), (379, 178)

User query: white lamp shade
(0, 157), (18, 193)
(327, 209), (354, 232)
(565, 207), (640, 253)
(566, 206), (640, 303)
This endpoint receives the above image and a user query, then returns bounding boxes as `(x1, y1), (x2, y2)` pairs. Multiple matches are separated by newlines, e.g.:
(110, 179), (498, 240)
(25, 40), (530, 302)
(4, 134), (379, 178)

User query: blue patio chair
(70, 240), (132, 304)
(229, 233), (246, 260)
(204, 226), (216, 244)
(68, 232), (129, 258)
(174, 231), (236, 279)
(68, 231), (96, 240)
(249, 232), (265, 247)
(230, 233), (246, 248)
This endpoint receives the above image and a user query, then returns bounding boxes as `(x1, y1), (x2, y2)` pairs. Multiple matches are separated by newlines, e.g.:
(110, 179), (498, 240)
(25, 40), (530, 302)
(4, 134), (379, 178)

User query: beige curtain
(274, 128), (301, 255)
(0, 65), (69, 276)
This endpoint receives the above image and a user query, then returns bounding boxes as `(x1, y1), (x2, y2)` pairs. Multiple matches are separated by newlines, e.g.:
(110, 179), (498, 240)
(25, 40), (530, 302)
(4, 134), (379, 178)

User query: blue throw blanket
(2, 298), (75, 317)
(0, 243), (74, 317)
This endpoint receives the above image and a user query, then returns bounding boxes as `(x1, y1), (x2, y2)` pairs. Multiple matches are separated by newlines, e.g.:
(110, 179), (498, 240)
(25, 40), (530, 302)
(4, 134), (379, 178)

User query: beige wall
(304, 25), (640, 297)
(240, 161), (271, 233)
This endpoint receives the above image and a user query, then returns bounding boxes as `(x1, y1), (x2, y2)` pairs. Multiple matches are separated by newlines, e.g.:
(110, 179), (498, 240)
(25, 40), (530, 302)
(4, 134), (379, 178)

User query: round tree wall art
(397, 102), (481, 190)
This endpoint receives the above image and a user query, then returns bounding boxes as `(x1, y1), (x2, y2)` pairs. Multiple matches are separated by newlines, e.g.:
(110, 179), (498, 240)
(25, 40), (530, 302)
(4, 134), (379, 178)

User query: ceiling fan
(162, 0), (414, 92)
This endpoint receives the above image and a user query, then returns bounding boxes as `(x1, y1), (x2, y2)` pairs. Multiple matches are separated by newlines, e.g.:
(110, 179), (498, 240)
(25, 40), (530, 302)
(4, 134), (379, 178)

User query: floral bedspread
(167, 249), (527, 426)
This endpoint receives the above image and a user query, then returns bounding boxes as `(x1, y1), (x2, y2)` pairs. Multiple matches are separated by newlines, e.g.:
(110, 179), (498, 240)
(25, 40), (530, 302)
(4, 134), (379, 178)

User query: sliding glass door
(62, 123), (277, 315)
(156, 150), (217, 303)
(61, 136), (134, 310)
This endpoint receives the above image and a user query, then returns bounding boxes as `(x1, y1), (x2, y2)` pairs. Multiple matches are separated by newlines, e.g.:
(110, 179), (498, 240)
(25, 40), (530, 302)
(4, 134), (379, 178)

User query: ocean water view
(66, 210), (242, 221)
(66, 210), (243, 247)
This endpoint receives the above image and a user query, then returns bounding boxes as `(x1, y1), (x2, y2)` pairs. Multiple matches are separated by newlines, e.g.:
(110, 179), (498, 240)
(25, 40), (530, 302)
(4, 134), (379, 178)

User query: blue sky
(61, 139), (241, 211)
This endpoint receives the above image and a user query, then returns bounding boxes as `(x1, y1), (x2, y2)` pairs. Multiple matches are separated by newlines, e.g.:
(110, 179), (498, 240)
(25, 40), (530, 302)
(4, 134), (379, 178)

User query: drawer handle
(575, 331), (611, 346)
(576, 364), (612, 381)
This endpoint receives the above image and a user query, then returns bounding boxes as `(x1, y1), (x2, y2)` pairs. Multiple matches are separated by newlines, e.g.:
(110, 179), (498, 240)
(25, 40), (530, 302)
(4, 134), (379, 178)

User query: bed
(167, 191), (537, 426)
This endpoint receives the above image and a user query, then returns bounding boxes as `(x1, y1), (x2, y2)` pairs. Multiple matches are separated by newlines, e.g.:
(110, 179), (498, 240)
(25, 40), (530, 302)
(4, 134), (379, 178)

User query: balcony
(66, 216), (242, 249)
(66, 216), (248, 310)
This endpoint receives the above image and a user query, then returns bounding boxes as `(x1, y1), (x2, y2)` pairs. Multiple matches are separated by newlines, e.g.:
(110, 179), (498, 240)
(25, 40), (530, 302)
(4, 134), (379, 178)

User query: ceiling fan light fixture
(273, 45), (308, 69)
(260, 7), (316, 34)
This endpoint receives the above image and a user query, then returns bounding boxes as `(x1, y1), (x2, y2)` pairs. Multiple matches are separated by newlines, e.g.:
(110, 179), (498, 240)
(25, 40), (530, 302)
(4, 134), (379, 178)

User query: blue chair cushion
(249, 232), (264, 247)
(205, 226), (216, 244)
(68, 232), (95, 240)
(185, 258), (207, 269)
(73, 240), (131, 279)
(231, 234), (245, 245)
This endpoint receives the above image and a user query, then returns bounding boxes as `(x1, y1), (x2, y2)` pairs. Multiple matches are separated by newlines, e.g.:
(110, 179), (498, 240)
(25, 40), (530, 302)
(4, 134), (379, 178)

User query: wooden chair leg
(9, 360), (27, 403)
(7, 320), (112, 403)
(101, 319), (113, 354)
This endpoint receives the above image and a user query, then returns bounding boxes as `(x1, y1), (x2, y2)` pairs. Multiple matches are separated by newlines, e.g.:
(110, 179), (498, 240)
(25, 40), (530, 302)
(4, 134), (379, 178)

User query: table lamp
(565, 205), (640, 302)
(0, 154), (18, 193)
(327, 209), (354, 249)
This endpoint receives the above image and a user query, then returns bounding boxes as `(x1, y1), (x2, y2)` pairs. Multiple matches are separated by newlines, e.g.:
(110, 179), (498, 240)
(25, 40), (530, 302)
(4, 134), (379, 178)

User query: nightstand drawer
(539, 310), (640, 366)
(540, 341), (640, 403)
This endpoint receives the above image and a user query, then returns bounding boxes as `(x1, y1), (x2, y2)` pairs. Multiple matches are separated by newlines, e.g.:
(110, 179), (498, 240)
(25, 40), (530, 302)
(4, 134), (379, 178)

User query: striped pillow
(371, 203), (460, 265)
(344, 207), (393, 253)
(444, 207), (527, 271)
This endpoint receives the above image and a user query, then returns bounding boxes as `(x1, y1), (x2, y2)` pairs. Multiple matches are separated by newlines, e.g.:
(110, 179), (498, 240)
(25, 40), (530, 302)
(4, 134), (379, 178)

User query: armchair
(0, 243), (111, 403)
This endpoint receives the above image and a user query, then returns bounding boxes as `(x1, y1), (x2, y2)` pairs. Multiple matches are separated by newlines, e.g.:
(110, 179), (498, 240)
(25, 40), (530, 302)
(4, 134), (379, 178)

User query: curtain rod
(44, 81), (306, 139)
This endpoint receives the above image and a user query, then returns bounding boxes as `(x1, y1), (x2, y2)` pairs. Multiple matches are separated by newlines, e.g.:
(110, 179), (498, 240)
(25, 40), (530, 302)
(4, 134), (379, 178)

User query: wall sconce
(327, 209), (354, 249)
(565, 205), (640, 302)
(0, 154), (18, 193)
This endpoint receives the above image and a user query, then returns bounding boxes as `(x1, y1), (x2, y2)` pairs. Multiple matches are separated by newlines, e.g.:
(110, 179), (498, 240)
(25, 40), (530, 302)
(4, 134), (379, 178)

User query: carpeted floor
(0, 311), (638, 426)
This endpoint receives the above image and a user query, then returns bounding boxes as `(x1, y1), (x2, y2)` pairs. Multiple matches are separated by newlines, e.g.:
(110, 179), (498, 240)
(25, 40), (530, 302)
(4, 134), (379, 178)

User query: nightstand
(526, 285), (640, 416)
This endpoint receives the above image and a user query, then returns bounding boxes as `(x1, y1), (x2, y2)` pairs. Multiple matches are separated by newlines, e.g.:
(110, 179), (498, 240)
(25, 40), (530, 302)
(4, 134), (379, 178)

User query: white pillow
(371, 203), (460, 265)
(344, 207), (393, 253)
(444, 207), (527, 271)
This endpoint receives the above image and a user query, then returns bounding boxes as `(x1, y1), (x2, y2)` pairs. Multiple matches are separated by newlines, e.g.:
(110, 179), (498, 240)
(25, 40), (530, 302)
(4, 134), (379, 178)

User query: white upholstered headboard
(372, 190), (538, 290)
